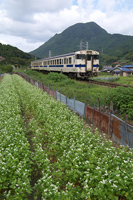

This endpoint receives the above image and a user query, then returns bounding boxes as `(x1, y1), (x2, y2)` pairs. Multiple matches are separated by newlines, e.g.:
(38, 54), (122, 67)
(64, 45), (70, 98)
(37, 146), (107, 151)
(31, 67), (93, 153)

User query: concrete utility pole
(78, 41), (89, 50)
(80, 40), (83, 50)
(49, 50), (51, 57)
(86, 42), (88, 50)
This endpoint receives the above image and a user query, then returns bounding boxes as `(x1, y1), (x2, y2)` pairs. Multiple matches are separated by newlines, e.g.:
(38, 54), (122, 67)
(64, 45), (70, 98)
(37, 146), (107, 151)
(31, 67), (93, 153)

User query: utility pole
(77, 40), (84, 51)
(49, 50), (51, 57)
(86, 42), (88, 50)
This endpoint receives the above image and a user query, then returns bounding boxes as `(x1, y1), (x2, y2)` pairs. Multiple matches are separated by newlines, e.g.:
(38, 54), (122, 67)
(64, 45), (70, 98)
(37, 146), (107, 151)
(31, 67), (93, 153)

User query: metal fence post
(52, 84), (54, 97)
(92, 105), (95, 124)
(60, 89), (61, 102)
(66, 94), (67, 106)
(108, 111), (112, 137)
(83, 99), (86, 118)
(74, 93), (76, 111)
(98, 98), (100, 112)
(48, 84), (49, 94)
(125, 115), (129, 146)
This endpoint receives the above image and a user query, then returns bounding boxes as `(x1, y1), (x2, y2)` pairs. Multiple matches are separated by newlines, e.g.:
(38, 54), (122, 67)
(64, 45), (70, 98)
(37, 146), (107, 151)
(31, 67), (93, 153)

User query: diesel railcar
(31, 50), (99, 78)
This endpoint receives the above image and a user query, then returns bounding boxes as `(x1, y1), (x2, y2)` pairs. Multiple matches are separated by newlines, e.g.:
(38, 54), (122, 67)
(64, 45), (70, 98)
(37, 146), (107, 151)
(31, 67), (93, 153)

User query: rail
(87, 79), (133, 88)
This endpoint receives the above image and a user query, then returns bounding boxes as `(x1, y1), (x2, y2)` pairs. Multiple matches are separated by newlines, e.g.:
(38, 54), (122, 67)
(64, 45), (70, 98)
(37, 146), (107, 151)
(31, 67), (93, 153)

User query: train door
(86, 54), (93, 72)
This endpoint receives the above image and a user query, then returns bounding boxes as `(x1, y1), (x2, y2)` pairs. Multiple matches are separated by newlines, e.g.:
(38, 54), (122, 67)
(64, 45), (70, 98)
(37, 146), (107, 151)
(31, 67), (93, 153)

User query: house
(111, 66), (133, 76)
(121, 65), (133, 76)
(121, 64), (133, 71)
(0, 56), (6, 61)
(102, 66), (114, 72)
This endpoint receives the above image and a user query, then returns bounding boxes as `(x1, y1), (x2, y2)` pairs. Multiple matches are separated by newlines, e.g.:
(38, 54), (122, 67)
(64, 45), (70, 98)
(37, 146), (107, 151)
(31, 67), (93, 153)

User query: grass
(15, 68), (133, 122)
(15, 69), (111, 107)
(97, 72), (133, 85)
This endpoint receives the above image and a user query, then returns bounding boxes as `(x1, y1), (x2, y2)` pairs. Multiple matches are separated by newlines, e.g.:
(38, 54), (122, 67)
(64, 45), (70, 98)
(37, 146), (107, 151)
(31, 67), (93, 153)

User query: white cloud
(1, 0), (73, 22)
(0, 0), (133, 52)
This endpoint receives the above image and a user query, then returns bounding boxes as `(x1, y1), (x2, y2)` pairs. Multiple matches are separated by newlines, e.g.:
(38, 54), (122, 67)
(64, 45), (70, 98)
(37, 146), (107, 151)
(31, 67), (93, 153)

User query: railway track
(85, 79), (133, 88)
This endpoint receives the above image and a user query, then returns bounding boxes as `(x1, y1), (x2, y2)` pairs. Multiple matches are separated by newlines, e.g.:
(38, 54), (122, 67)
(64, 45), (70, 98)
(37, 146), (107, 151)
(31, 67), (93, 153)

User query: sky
(0, 0), (133, 53)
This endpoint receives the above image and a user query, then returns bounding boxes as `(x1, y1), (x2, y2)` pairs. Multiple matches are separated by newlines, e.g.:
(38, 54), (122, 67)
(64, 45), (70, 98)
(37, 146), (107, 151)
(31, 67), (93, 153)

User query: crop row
(0, 74), (133, 200)
(0, 75), (32, 199)
(12, 74), (133, 199)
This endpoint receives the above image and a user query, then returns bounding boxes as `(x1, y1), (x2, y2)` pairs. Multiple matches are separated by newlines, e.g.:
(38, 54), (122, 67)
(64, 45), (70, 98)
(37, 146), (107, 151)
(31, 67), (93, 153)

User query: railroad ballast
(31, 50), (99, 78)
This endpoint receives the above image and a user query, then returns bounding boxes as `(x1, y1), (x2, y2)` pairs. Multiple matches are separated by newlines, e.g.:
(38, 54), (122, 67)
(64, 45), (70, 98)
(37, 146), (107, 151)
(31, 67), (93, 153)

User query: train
(31, 50), (99, 78)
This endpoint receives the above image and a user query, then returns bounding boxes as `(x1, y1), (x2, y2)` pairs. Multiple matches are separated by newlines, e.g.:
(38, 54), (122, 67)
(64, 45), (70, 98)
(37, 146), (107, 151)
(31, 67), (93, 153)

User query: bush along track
(0, 74), (133, 200)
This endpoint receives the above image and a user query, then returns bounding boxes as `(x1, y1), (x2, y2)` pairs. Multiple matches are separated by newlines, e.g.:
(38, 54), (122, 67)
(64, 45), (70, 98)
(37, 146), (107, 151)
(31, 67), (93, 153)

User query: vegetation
(105, 87), (133, 119)
(0, 74), (133, 199)
(92, 76), (120, 82)
(0, 75), (32, 199)
(97, 73), (133, 85)
(16, 70), (133, 120)
(0, 43), (34, 66)
(0, 63), (13, 73)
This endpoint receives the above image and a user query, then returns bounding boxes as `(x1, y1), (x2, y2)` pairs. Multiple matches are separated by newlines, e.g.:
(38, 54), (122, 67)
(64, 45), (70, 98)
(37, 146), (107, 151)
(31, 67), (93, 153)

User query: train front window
(87, 55), (91, 61)
(76, 54), (85, 60)
(94, 55), (99, 59)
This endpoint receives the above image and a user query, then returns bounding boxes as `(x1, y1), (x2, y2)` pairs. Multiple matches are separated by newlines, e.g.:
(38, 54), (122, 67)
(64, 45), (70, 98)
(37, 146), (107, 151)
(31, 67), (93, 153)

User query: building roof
(120, 67), (133, 72)
(111, 66), (133, 72)
(121, 64), (133, 68)
(0, 56), (6, 61)
(102, 68), (114, 72)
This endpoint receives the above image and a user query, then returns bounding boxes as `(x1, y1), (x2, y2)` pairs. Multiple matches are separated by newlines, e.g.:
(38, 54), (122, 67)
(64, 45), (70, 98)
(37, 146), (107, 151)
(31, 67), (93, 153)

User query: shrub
(0, 64), (13, 73)
(46, 72), (68, 82)
(105, 86), (133, 119)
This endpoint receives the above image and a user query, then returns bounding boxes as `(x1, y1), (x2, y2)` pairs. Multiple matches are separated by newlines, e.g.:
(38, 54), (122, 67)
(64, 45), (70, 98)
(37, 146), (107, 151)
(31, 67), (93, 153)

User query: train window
(94, 55), (99, 59)
(64, 58), (67, 64)
(60, 59), (61, 64)
(69, 57), (72, 64)
(76, 54), (85, 59)
(53, 60), (54, 65)
(87, 55), (91, 61)
(55, 60), (56, 65)
(57, 59), (59, 64)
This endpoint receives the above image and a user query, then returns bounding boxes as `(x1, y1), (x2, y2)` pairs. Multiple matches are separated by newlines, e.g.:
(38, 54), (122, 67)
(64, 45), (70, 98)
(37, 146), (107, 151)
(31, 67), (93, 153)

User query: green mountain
(30, 22), (133, 62)
(0, 43), (34, 66)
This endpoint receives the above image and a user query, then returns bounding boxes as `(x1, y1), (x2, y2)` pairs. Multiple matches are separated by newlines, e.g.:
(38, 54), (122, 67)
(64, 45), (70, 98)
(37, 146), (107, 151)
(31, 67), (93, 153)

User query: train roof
(31, 50), (99, 63)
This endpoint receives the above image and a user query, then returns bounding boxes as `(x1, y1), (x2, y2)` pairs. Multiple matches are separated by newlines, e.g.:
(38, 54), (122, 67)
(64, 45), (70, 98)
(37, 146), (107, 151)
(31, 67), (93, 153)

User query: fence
(15, 73), (133, 149)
